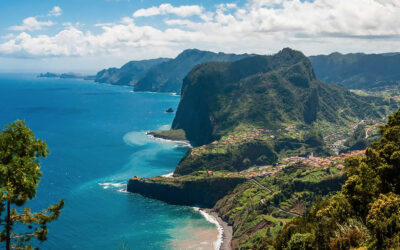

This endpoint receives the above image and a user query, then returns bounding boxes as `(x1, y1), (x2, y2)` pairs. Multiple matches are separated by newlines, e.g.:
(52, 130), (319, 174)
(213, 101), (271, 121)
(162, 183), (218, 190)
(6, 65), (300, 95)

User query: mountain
(172, 48), (387, 146)
(133, 49), (252, 93)
(310, 52), (400, 90)
(94, 58), (170, 86)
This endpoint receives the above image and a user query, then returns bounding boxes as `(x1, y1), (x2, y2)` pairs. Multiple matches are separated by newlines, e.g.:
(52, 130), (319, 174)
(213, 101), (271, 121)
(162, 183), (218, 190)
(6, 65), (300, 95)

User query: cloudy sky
(0, 0), (399, 73)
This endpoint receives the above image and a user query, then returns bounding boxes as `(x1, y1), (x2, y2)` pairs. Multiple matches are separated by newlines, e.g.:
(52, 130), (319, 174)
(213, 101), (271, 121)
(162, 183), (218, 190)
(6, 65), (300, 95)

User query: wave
(162, 172), (174, 177)
(192, 207), (223, 250)
(145, 132), (192, 148)
(98, 182), (126, 190)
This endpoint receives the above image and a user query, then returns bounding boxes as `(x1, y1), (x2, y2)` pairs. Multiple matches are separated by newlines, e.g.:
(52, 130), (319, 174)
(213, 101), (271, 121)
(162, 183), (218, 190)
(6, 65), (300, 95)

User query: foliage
(148, 129), (187, 141)
(310, 52), (400, 91)
(172, 48), (387, 146)
(0, 120), (64, 249)
(95, 58), (170, 85)
(134, 49), (250, 93)
(174, 141), (277, 175)
(212, 164), (344, 249)
(273, 109), (400, 249)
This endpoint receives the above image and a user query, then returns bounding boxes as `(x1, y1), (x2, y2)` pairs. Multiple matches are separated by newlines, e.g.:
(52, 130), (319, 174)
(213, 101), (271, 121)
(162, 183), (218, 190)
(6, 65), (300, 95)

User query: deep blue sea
(0, 74), (217, 249)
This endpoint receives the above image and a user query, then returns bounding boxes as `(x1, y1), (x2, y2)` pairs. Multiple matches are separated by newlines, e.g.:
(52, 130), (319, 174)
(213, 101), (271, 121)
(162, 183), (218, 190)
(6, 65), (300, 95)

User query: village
(190, 124), (300, 157)
(204, 149), (367, 179)
(189, 118), (384, 159)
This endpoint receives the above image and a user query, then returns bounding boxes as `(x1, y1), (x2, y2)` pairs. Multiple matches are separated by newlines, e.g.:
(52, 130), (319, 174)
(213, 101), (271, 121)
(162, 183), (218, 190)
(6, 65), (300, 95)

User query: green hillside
(270, 109), (400, 249)
(95, 58), (170, 85)
(133, 49), (251, 93)
(172, 48), (389, 147)
(310, 52), (400, 90)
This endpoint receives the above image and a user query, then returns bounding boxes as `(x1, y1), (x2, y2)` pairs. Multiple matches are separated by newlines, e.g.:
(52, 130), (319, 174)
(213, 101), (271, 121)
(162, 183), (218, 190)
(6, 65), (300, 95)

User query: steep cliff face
(172, 48), (385, 146)
(127, 176), (247, 207)
(134, 49), (252, 93)
(95, 58), (170, 86)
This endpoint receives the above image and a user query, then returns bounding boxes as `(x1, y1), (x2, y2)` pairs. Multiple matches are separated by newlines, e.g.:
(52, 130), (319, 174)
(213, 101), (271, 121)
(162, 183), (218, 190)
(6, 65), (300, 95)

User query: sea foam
(193, 207), (223, 250)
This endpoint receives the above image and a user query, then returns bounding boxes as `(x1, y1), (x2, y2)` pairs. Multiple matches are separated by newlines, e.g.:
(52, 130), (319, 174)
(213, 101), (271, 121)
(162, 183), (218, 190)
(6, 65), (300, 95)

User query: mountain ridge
(310, 52), (400, 90)
(172, 48), (386, 146)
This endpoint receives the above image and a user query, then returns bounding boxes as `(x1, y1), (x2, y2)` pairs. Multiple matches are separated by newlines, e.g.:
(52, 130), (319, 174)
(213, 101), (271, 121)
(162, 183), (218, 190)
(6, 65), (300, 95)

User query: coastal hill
(128, 48), (398, 249)
(95, 58), (170, 86)
(172, 48), (387, 146)
(310, 52), (400, 90)
(133, 49), (252, 93)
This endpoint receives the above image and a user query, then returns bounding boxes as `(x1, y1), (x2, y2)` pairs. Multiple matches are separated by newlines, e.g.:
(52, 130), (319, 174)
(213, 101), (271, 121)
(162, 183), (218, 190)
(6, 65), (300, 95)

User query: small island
(38, 72), (95, 80)
(165, 107), (174, 113)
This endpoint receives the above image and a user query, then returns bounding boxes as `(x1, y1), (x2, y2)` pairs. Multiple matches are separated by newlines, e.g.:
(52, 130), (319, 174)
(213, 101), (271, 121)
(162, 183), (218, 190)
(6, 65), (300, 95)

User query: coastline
(146, 131), (192, 148)
(195, 208), (232, 250)
(146, 131), (231, 249)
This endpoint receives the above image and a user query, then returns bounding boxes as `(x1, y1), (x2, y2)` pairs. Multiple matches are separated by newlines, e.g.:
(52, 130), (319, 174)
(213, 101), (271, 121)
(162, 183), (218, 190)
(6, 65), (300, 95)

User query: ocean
(0, 74), (218, 249)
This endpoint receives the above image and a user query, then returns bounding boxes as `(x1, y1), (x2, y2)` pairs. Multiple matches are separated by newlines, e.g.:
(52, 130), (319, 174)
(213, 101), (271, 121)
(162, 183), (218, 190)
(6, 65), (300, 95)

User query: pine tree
(0, 120), (64, 249)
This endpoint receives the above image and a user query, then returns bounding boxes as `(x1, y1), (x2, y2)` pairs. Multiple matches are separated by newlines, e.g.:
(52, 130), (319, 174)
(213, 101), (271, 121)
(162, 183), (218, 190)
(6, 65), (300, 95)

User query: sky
(0, 0), (399, 73)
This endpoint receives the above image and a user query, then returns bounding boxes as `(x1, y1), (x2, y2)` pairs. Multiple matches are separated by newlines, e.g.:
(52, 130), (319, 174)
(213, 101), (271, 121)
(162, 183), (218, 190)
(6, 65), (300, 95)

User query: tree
(0, 120), (64, 249)
(273, 109), (400, 249)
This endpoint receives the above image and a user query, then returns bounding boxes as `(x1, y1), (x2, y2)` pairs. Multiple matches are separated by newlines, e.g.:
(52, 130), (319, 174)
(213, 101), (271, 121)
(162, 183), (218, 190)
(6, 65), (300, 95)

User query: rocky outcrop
(172, 48), (385, 146)
(127, 176), (247, 207)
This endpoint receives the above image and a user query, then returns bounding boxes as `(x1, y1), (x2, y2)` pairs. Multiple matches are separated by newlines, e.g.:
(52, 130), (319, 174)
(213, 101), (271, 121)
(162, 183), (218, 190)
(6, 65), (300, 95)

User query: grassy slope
(213, 165), (345, 249)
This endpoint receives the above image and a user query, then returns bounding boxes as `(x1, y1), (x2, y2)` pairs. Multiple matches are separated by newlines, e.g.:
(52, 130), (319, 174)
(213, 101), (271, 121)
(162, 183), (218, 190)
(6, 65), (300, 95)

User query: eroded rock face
(127, 176), (247, 207)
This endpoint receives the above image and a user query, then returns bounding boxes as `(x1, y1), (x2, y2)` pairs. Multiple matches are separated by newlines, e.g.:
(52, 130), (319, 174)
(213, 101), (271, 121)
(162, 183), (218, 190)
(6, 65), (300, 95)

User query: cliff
(134, 49), (252, 93)
(127, 174), (247, 207)
(172, 48), (387, 146)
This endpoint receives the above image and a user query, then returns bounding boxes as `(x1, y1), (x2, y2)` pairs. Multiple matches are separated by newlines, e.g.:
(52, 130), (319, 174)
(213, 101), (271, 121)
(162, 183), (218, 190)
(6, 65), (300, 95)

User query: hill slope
(310, 52), (400, 90)
(133, 49), (252, 93)
(95, 58), (170, 86)
(172, 48), (387, 146)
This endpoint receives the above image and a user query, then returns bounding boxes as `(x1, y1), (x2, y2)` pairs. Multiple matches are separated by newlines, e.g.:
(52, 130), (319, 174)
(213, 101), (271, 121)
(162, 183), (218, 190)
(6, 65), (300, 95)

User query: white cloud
(9, 17), (54, 31)
(2, 0), (400, 59)
(133, 4), (204, 18)
(48, 6), (62, 17)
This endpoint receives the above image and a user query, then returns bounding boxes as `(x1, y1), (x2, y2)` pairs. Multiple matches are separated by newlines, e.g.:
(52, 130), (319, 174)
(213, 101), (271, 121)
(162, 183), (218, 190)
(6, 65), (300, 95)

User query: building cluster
(237, 149), (366, 178)
(190, 125), (299, 157)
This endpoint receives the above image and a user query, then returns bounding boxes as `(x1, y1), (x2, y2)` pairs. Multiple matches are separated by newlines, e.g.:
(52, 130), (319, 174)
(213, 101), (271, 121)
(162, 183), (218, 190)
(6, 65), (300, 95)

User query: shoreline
(195, 208), (232, 250)
(146, 131), (231, 249)
(145, 131), (192, 148)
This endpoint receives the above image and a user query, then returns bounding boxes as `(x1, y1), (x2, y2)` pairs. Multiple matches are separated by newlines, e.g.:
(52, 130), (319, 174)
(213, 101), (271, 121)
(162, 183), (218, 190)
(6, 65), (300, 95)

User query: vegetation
(213, 164), (345, 249)
(147, 129), (187, 141)
(267, 109), (400, 249)
(95, 58), (170, 86)
(0, 121), (64, 249)
(310, 52), (400, 90)
(127, 172), (247, 207)
(134, 49), (251, 93)
(172, 48), (389, 146)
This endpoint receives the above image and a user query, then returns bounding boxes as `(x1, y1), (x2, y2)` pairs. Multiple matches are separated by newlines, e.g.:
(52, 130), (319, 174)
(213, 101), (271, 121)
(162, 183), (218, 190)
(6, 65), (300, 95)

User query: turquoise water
(0, 74), (216, 249)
